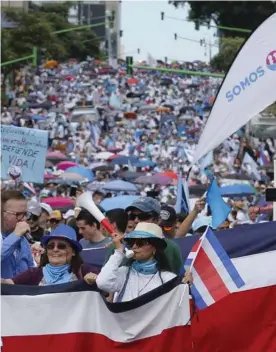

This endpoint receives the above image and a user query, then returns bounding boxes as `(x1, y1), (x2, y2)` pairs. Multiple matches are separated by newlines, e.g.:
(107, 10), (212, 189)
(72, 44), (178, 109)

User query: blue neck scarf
(132, 260), (158, 275)
(42, 264), (71, 285)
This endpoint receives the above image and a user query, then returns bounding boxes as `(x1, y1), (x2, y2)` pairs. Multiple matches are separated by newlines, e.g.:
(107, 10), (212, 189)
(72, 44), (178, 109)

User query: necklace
(137, 272), (157, 296)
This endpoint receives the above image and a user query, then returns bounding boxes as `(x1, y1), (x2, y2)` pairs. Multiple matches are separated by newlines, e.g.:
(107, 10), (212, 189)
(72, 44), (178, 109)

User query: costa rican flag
(259, 145), (270, 166)
(1, 279), (191, 352)
(185, 227), (245, 310)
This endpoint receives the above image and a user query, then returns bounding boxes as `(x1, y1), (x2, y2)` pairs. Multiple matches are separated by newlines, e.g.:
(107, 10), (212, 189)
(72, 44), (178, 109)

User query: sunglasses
(130, 212), (154, 221)
(27, 214), (39, 222)
(125, 238), (150, 248)
(46, 242), (69, 250)
(49, 219), (60, 224)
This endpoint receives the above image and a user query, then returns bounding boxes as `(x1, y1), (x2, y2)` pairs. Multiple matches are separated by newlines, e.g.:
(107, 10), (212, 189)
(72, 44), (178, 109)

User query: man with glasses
(105, 197), (183, 275)
(1, 190), (34, 279)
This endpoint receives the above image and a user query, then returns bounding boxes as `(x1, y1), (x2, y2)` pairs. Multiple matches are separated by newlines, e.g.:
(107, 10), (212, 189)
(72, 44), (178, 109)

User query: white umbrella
(94, 152), (114, 160)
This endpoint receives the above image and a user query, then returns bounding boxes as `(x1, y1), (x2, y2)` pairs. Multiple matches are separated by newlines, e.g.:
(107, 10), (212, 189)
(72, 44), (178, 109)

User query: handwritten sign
(1, 125), (48, 183)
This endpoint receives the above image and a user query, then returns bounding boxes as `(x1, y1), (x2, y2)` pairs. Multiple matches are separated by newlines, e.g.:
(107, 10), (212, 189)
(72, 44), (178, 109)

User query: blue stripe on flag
(205, 228), (245, 288)
(185, 258), (193, 267)
(190, 284), (208, 310)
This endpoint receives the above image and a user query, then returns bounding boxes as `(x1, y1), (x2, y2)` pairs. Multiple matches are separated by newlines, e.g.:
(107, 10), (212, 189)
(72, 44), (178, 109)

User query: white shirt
(96, 250), (176, 302)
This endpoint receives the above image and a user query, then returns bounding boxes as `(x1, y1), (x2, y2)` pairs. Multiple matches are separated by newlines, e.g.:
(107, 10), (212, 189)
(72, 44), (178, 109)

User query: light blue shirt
(1, 233), (34, 279)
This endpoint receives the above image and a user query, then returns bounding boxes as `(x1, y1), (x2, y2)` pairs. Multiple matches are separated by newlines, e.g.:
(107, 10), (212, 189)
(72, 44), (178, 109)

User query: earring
(153, 250), (156, 256)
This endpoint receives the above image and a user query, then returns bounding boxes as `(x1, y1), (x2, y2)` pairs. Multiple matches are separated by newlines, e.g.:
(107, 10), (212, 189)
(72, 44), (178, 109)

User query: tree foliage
(2, 2), (102, 73)
(210, 37), (244, 72)
(170, 1), (276, 37)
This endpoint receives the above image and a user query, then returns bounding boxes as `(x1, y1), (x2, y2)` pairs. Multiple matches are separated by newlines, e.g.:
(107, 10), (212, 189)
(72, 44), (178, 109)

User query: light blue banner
(1, 125), (48, 183)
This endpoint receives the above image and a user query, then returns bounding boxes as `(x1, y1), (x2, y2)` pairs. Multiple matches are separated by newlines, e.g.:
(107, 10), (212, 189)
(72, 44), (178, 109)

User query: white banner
(193, 13), (276, 164)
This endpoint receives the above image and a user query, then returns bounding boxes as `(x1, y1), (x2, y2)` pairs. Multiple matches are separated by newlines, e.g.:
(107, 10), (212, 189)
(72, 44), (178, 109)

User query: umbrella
(60, 173), (85, 181)
(158, 171), (178, 180)
(94, 165), (114, 172)
(121, 171), (145, 181)
(43, 197), (74, 209)
(156, 107), (171, 113)
(124, 112), (137, 119)
(47, 151), (68, 160)
(65, 166), (94, 182)
(95, 152), (114, 160)
(127, 78), (138, 84)
(107, 147), (123, 153)
(100, 195), (140, 211)
(44, 60), (58, 69)
(132, 159), (156, 167)
(57, 161), (78, 171)
(110, 155), (138, 165)
(44, 173), (56, 180)
(30, 115), (47, 121)
(220, 184), (256, 197)
(138, 105), (157, 112)
(102, 180), (138, 192)
(135, 175), (172, 186)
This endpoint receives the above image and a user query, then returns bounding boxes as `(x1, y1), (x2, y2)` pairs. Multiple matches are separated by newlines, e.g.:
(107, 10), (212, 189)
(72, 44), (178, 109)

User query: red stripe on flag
(191, 238), (201, 253)
(191, 285), (276, 352)
(2, 326), (192, 352)
(194, 247), (230, 301)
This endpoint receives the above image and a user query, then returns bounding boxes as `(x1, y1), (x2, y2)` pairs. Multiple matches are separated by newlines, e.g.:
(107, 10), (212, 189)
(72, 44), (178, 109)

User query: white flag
(193, 13), (276, 164)
(147, 53), (157, 68)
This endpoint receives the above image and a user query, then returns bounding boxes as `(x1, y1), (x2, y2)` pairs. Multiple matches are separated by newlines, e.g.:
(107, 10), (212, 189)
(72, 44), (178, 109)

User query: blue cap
(41, 224), (82, 252)
(192, 216), (212, 232)
(125, 197), (161, 214)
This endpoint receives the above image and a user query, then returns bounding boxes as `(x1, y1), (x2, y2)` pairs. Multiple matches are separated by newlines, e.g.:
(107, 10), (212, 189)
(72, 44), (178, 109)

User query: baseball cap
(125, 197), (161, 214)
(192, 215), (212, 232)
(40, 203), (53, 215)
(63, 209), (75, 220)
(27, 200), (42, 217)
(160, 205), (177, 228)
(49, 210), (62, 220)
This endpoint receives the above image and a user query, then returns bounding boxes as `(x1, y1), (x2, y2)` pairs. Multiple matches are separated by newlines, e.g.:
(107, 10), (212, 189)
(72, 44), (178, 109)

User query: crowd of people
(1, 58), (275, 300)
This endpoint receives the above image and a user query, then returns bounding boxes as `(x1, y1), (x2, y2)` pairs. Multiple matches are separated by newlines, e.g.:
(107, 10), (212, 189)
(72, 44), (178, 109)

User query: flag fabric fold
(185, 227), (245, 310)
(206, 177), (231, 229)
(175, 173), (190, 214)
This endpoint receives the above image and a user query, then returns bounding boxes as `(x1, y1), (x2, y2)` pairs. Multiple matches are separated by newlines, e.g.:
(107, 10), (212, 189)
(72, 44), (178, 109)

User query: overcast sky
(121, 1), (219, 63)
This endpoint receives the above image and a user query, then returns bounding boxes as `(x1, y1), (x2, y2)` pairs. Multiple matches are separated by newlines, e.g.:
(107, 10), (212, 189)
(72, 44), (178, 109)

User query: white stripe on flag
(202, 238), (240, 293)
(192, 268), (215, 306)
(2, 285), (190, 341)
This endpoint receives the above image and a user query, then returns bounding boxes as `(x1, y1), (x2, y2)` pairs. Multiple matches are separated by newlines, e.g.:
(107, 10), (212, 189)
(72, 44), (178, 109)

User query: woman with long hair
(96, 222), (192, 302)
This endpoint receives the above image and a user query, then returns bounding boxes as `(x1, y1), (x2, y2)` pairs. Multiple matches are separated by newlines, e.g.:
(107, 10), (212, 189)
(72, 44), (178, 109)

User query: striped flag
(1, 279), (191, 352)
(259, 145), (270, 166)
(185, 227), (245, 310)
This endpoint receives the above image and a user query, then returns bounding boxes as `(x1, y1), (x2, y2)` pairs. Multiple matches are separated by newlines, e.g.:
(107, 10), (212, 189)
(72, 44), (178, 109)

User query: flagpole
(273, 159), (276, 221)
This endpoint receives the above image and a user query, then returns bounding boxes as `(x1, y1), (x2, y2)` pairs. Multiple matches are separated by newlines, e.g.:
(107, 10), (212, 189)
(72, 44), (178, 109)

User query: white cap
(63, 209), (75, 220)
(40, 203), (53, 215)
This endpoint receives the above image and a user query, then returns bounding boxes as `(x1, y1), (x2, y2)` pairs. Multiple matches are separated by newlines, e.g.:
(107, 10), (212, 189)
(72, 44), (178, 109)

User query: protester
(1, 224), (98, 285)
(39, 203), (53, 230)
(96, 222), (192, 302)
(105, 209), (128, 236)
(48, 210), (63, 231)
(27, 200), (44, 242)
(76, 209), (111, 248)
(1, 190), (34, 279)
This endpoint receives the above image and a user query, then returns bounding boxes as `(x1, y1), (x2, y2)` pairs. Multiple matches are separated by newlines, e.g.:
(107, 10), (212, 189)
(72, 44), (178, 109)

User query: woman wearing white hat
(96, 222), (192, 302)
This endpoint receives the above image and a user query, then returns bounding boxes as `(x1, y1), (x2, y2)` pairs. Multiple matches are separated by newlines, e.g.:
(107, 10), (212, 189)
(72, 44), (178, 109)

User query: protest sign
(1, 125), (48, 183)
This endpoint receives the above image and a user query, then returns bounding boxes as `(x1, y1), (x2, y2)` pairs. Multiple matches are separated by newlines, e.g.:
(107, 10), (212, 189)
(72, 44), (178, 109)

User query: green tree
(169, 1), (276, 37)
(210, 37), (244, 72)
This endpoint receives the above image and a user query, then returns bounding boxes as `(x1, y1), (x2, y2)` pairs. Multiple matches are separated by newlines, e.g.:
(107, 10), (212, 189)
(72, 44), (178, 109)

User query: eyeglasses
(4, 210), (30, 221)
(46, 242), (69, 250)
(125, 238), (150, 248)
(130, 212), (154, 221)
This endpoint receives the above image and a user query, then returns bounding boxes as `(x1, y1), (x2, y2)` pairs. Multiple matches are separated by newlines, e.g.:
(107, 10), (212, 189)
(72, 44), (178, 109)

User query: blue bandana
(131, 260), (158, 275)
(42, 264), (71, 285)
